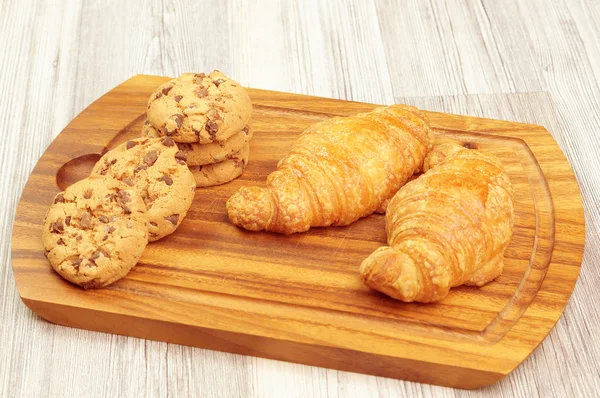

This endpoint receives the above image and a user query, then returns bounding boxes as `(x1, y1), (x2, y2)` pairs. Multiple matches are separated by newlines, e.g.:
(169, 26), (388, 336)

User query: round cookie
(142, 120), (253, 166)
(91, 137), (196, 241)
(42, 176), (149, 289)
(146, 71), (252, 144)
(190, 143), (250, 187)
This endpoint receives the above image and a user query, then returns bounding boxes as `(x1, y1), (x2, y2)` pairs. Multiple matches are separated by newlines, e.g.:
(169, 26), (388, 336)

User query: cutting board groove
(11, 75), (585, 389)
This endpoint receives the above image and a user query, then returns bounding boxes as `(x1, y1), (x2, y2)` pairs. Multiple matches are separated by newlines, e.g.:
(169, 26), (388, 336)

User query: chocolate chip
(117, 190), (131, 204)
(175, 151), (187, 165)
(54, 194), (65, 204)
(44, 250), (50, 258)
(134, 165), (148, 173)
(178, 143), (193, 151)
(208, 109), (222, 121)
(173, 114), (183, 129)
(122, 205), (131, 214)
(164, 214), (179, 225)
(242, 126), (249, 135)
(123, 177), (135, 186)
(193, 127), (201, 138)
(100, 168), (108, 175)
(157, 138), (172, 149)
(76, 235), (82, 241)
(105, 225), (116, 234)
(165, 114), (183, 135)
(51, 219), (64, 234)
(162, 86), (173, 95)
(144, 120), (150, 126)
(176, 150), (188, 160)
(110, 159), (117, 165)
(99, 215), (109, 223)
(150, 221), (158, 227)
(156, 92), (163, 99)
(159, 174), (173, 186)
(463, 142), (478, 149)
(126, 141), (137, 150)
(205, 121), (219, 137)
(57, 238), (65, 246)
(89, 251), (101, 265)
(213, 78), (225, 87)
(174, 95), (183, 103)
(84, 189), (93, 199)
(102, 235), (108, 241)
(232, 158), (244, 168)
(196, 87), (208, 97)
(80, 212), (92, 229)
(144, 150), (158, 166)
(65, 216), (71, 226)
(72, 258), (82, 268)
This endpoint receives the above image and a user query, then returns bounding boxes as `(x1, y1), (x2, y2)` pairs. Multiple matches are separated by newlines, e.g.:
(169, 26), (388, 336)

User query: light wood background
(1, 0), (599, 397)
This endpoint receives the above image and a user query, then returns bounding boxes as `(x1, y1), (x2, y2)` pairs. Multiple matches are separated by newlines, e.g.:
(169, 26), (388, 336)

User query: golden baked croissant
(226, 105), (434, 234)
(360, 143), (514, 303)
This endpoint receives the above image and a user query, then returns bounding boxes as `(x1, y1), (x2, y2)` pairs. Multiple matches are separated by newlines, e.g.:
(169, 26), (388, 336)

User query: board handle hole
(56, 154), (102, 191)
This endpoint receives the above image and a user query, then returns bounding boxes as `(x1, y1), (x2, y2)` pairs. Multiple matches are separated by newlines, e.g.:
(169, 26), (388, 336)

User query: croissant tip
(360, 246), (425, 302)
(226, 186), (273, 232)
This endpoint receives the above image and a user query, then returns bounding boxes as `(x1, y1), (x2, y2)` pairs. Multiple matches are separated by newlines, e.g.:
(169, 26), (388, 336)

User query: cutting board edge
(22, 295), (508, 390)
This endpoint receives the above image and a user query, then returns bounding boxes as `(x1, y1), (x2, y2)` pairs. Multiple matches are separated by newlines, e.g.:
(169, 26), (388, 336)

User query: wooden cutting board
(11, 75), (585, 389)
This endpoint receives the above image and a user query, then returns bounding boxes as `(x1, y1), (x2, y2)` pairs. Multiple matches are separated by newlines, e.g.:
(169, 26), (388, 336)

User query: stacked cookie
(43, 137), (196, 289)
(142, 71), (253, 187)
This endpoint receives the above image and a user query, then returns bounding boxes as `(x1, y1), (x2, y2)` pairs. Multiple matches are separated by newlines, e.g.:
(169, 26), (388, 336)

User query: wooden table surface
(1, 1), (598, 397)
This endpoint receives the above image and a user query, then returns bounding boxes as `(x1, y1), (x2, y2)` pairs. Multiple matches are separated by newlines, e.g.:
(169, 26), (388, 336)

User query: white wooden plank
(0, 2), (79, 397)
(161, 0), (234, 77)
(374, 0), (522, 97)
(228, 0), (394, 104)
(1, 0), (600, 397)
(0, 1), (166, 397)
(567, 0), (600, 91)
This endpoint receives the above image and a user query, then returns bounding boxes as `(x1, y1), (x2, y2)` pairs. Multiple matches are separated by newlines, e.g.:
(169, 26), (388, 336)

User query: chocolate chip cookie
(143, 120), (253, 166)
(91, 137), (196, 241)
(146, 71), (252, 144)
(42, 176), (149, 289)
(190, 143), (250, 187)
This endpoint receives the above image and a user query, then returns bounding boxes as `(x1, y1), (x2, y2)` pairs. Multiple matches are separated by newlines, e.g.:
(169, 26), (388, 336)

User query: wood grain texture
(1, 0), (599, 397)
(10, 75), (584, 390)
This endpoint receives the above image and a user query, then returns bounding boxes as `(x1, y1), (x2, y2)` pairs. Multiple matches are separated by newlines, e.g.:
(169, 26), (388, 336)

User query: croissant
(360, 143), (514, 303)
(226, 105), (434, 234)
